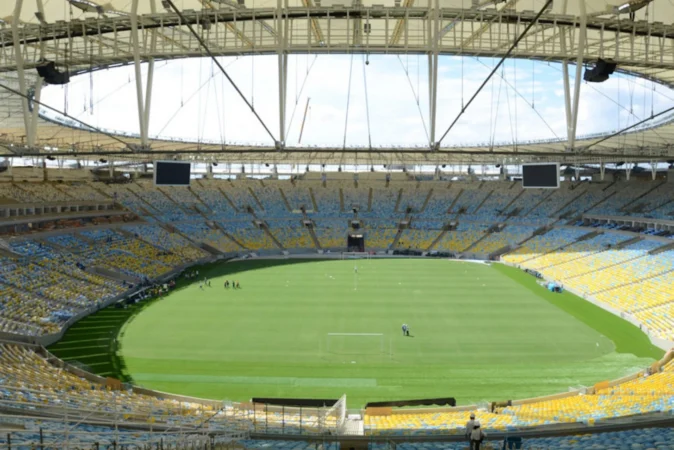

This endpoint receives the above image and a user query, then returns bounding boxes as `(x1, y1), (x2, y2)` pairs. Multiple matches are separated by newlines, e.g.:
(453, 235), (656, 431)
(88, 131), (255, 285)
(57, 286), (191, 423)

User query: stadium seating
(367, 427), (674, 449)
(397, 228), (442, 250)
(0, 183), (41, 203)
(311, 184), (344, 217)
(282, 183), (314, 211)
(589, 182), (657, 216)
(314, 220), (348, 248)
(267, 219), (314, 249)
(365, 222), (398, 249)
(556, 183), (620, 218)
(522, 232), (626, 272)
(416, 185), (460, 218)
(450, 186), (491, 215)
(366, 359), (674, 434)
(7, 177), (674, 444)
(190, 180), (244, 220)
(502, 228), (592, 265)
(175, 222), (242, 253)
(239, 440), (340, 449)
(433, 223), (489, 253)
(398, 185), (432, 213)
(255, 184), (292, 218)
(468, 225), (536, 255)
(124, 224), (208, 261)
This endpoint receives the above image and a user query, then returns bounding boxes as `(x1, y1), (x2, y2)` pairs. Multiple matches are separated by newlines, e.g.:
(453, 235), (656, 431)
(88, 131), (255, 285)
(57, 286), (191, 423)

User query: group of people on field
(224, 280), (241, 289)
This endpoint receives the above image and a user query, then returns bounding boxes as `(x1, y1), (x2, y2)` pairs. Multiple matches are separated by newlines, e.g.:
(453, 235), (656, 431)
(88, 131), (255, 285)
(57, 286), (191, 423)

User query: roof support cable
(513, 58), (518, 146)
(531, 58), (535, 109)
(544, 62), (666, 144)
(163, 0), (278, 144)
(156, 68), (222, 137)
(505, 65), (517, 151)
(342, 53), (355, 150)
(472, 56), (559, 140)
(436, 0), (553, 145)
(490, 65), (505, 149)
(362, 54), (373, 150)
(461, 54), (464, 110)
(0, 81), (134, 152)
(285, 55), (318, 140)
(396, 56), (430, 143)
(584, 104), (674, 151)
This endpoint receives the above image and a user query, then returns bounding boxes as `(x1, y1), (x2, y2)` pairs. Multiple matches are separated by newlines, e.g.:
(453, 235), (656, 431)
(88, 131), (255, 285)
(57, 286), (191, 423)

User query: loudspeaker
(583, 58), (617, 83)
(35, 60), (70, 85)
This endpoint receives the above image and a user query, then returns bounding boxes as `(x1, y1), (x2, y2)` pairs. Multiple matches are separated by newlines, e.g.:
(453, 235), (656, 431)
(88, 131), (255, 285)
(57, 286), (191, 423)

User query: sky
(39, 54), (674, 149)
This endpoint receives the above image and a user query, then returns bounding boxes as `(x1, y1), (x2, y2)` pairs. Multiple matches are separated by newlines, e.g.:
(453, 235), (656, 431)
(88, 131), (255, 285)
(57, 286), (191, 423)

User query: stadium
(3, 0), (674, 448)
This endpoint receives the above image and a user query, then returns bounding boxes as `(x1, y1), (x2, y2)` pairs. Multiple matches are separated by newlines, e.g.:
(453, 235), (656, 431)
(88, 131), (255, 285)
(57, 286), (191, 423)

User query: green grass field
(49, 259), (663, 407)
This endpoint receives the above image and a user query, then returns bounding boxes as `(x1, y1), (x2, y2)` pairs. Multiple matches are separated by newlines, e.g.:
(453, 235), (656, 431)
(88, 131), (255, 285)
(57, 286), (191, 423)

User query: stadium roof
(1, 0), (674, 165)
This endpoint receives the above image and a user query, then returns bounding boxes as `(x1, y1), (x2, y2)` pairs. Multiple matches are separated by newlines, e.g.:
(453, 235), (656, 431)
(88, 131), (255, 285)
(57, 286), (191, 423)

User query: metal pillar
(28, 0), (48, 148)
(131, 0), (149, 147)
(143, 0), (157, 143)
(143, 60), (155, 142)
(561, 60), (573, 143)
(600, 161), (605, 181)
(11, 0), (32, 147)
(569, 0), (587, 151)
(277, 0), (288, 148)
(428, 0), (439, 150)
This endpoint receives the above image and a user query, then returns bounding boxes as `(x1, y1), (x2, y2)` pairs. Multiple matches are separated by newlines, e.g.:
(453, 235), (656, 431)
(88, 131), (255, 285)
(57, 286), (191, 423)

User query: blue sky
(40, 55), (674, 148)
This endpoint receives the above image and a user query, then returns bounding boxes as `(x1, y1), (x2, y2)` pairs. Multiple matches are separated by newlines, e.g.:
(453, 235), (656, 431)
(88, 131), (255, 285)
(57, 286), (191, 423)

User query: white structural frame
(2, 3), (674, 163)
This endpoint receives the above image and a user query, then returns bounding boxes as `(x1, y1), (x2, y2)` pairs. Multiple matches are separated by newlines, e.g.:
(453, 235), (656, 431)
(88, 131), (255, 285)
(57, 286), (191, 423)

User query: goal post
(340, 251), (371, 259)
(324, 333), (391, 358)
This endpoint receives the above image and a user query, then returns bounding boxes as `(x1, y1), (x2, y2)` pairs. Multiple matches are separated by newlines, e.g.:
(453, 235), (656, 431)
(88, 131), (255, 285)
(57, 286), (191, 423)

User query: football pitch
(49, 259), (664, 407)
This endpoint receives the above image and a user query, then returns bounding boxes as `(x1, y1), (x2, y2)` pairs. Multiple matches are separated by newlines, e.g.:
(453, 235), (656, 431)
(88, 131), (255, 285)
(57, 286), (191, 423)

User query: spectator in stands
(470, 422), (486, 450)
(465, 413), (476, 441)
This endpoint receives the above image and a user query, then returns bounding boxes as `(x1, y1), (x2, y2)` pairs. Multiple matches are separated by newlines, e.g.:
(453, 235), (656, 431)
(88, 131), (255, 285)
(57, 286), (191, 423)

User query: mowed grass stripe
(132, 373), (377, 387)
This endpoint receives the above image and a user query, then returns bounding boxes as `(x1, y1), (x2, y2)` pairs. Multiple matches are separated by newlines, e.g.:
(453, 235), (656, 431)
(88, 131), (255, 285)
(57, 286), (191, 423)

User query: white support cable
(546, 62), (668, 144)
(0, 81), (135, 151)
(504, 64), (517, 150)
(163, 0), (278, 145)
(396, 56), (430, 143)
(489, 67), (505, 149)
(342, 53), (355, 150)
(285, 55), (318, 140)
(362, 54), (373, 149)
(437, 0), (554, 146)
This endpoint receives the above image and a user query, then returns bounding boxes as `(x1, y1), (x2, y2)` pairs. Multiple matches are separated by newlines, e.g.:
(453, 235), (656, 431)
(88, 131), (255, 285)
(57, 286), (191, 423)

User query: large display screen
(522, 163), (559, 189)
(154, 161), (191, 186)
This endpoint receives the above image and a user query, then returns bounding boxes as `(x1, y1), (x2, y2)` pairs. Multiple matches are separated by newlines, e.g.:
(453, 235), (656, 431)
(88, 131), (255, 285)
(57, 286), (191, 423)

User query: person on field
(402, 324), (408, 336)
(465, 413), (476, 441)
(470, 422), (486, 450)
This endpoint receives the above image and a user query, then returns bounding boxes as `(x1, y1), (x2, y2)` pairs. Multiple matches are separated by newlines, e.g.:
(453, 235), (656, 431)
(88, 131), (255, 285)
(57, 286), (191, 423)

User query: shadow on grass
(48, 258), (350, 381)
